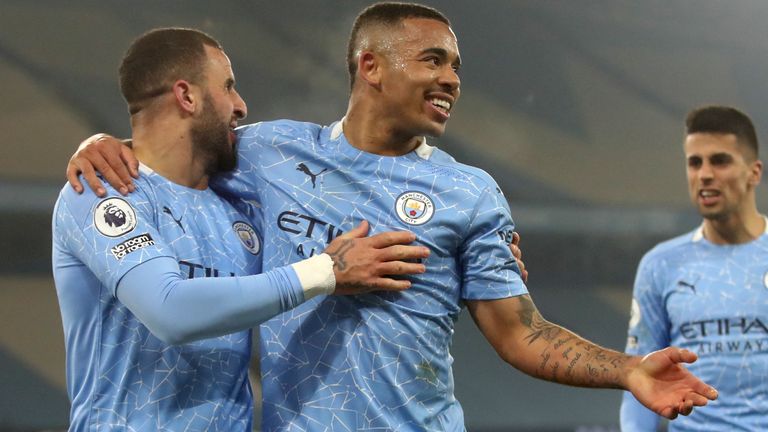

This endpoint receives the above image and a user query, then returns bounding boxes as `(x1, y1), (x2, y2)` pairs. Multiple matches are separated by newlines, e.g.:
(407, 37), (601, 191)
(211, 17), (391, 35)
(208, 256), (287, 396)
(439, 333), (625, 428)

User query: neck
(702, 208), (764, 244)
(342, 98), (423, 156)
(131, 115), (209, 190)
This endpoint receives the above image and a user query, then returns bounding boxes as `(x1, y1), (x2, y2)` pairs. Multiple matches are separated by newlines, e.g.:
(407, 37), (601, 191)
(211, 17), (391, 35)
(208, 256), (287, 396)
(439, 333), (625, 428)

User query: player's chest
(266, 172), (471, 252)
(664, 255), (768, 325)
(154, 201), (261, 276)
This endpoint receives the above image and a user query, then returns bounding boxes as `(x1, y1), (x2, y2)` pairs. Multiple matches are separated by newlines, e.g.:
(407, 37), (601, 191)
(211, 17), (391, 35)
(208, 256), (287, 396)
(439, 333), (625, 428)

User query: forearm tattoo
(518, 296), (628, 388)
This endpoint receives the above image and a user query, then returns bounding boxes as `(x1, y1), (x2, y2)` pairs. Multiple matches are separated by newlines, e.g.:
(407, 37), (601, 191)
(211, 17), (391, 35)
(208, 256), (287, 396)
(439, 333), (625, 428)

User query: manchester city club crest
(395, 191), (435, 226)
(233, 221), (261, 255)
(94, 197), (137, 237)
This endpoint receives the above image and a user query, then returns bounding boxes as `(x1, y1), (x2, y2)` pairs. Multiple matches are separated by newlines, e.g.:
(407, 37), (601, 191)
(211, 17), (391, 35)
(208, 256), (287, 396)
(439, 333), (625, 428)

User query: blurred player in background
(621, 105), (768, 431)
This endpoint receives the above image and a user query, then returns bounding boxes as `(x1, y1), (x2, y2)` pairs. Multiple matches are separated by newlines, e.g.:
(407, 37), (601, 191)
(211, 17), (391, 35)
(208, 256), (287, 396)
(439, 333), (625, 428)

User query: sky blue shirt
(621, 223), (768, 432)
(53, 164), (305, 431)
(215, 120), (528, 431)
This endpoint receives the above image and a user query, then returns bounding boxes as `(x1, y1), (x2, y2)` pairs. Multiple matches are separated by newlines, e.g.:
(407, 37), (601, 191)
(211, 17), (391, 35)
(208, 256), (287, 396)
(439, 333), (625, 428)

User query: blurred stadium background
(3, 1), (768, 430)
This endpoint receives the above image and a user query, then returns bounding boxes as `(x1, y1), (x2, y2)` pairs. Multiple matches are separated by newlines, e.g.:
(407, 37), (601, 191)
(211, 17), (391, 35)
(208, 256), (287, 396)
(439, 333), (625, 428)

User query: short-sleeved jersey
(622, 224), (768, 432)
(52, 165), (263, 432)
(214, 119), (527, 431)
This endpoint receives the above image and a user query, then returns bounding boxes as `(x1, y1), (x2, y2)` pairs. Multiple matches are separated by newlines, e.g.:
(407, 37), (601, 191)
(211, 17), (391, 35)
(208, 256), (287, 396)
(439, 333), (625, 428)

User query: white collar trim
(692, 215), (768, 242)
(330, 118), (436, 160)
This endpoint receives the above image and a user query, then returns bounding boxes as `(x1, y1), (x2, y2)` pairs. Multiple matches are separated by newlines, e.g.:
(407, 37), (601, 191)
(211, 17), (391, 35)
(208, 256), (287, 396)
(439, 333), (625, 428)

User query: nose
(233, 90), (247, 120)
(438, 66), (460, 95)
(698, 161), (714, 182)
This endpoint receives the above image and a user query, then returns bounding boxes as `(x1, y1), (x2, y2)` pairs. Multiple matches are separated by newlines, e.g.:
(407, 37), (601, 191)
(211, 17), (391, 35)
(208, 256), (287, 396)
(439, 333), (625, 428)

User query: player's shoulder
(642, 228), (699, 264)
(56, 174), (154, 222)
(424, 146), (502, 192)
(236, 119), (324, 143)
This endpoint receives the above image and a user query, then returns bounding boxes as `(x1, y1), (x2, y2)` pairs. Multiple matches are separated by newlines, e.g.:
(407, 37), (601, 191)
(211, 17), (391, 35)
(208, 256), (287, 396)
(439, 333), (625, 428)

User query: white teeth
(430, 98), (451, 112)
(700, 190), (718, 197)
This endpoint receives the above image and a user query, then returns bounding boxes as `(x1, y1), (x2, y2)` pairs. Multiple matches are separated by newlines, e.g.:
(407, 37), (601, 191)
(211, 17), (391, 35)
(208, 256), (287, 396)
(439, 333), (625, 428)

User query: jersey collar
(692, 215), (768, 242)
(330, 118), (437, 160)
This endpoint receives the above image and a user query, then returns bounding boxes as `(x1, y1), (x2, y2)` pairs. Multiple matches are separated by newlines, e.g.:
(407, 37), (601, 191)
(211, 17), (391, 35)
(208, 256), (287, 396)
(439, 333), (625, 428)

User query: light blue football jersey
(621, 223), (768, 432)
(214, 119), (527, 431)
(53, 165), (263, 431)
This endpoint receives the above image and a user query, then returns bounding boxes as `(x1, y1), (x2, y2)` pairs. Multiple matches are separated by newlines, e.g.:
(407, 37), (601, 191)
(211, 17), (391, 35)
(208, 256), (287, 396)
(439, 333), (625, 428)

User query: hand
(509, 231), (528, 282)
(66, 133), (139, 197)
(325, 220), (430, 295)
(626, 347), (718, 419)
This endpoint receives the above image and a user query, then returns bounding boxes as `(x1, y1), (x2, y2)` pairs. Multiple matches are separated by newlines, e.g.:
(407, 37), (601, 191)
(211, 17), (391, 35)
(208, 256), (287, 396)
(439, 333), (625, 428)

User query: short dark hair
(346, 2), (450, 88)
(686, 105), (759, 159)
(119, 27), (222, 114)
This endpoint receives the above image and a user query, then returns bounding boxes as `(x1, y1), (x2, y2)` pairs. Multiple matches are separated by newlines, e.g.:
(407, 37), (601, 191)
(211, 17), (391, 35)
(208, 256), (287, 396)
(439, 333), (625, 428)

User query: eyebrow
(422, 47), (462, 67)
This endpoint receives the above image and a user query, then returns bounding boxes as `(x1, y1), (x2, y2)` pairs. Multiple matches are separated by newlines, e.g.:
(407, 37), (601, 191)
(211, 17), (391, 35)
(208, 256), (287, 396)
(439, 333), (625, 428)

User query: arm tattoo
(519, 296), (562, 345)
(517, 296), (630, 388)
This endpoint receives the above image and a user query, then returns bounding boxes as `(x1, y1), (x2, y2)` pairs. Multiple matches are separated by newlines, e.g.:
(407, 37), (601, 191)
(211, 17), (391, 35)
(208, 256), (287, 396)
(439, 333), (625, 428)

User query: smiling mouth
(429, 98), (452, 115)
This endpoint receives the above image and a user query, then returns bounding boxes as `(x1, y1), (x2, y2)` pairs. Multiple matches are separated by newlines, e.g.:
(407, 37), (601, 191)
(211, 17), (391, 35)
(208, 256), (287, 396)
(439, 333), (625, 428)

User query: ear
(171, 79), (197, 115)
(749, 159), (763, 187)
(357, 51), (382, 89)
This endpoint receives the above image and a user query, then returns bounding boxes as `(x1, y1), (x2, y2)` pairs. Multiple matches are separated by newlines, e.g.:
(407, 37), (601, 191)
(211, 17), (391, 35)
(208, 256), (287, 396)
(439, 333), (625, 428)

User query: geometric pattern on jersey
(625, 223), (768, 431)
(215, 119), (527, 431)
(52, 165), (262, 431)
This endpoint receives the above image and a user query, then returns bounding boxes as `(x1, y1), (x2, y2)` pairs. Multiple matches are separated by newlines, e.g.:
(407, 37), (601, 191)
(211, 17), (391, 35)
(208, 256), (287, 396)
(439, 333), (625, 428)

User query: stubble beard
(190, 93), (236, 175)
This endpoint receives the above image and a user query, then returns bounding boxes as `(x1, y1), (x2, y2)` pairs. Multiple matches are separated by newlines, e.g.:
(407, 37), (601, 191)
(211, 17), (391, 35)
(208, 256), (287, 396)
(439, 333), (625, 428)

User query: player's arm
(466, 294), (717, 420)
(118, 221), (429, 344)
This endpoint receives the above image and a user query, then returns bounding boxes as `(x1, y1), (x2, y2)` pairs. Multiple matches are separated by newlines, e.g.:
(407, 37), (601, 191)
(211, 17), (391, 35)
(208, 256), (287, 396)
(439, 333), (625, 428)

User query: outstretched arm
(467, 295), (717, 419)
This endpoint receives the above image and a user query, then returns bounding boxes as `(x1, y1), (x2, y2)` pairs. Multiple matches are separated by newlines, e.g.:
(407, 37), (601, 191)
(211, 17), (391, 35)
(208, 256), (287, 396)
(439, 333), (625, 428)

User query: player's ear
(357, 51), (382, 89)
(172, 79), (197, 114)
(749, 159), (763, 187)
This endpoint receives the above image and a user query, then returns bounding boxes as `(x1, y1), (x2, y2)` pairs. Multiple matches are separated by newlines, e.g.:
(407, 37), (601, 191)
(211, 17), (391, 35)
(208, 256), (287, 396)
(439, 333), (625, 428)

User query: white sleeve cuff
(290, 253), (336, 300)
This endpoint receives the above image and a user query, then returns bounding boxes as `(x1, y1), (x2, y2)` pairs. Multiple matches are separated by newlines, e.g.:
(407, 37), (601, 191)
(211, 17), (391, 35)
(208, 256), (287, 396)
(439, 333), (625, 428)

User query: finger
(89, 152), (129, 196)
(103, 145), (136, 191)
(121, 144), (140, 180)
(521, 268), (529, 283)
(658, 406), (678, 420)
(512, 231), (521, 246)
(509, 243), (522, 259)
(66, 159), (84, 194)
(689, 381), (718, 400)
(678, 398), (694, 416)
(77, 159), (107, 197)
(374, 261), (426, 276)
(377, 244), (430, 261)
(661, 346), (697, 364)
(369, 278), (412, 292)
(368, 230), (416, 248)
(685, 393), (711, 407)
(336, 220), (369, 240)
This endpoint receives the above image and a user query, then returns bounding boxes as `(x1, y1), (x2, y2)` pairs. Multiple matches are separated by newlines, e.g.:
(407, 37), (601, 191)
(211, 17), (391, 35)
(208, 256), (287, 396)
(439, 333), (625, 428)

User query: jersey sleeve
(460, 186), (528, 300)
(54, 182), (174, 295)
(620, 392), (660, 432)
(117, 256), (305, 344)
(626, 251), (671, 354)
(620, 251), (668, 430)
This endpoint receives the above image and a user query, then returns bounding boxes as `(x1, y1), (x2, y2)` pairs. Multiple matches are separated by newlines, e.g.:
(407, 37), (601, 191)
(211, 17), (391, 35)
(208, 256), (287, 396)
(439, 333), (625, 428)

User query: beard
(190, 93), (236, 175)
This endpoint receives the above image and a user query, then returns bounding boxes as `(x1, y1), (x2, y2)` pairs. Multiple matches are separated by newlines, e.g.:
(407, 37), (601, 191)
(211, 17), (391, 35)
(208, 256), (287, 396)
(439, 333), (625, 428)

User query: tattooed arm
(467, 295), (718, 419)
